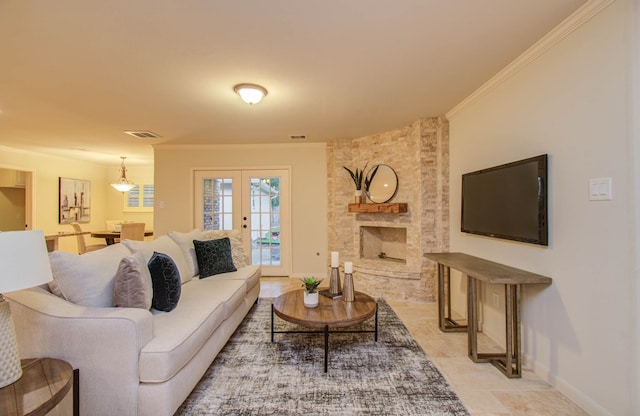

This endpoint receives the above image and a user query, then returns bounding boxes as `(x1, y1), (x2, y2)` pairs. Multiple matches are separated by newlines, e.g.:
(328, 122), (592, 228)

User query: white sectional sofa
(6, 229), (260, 416)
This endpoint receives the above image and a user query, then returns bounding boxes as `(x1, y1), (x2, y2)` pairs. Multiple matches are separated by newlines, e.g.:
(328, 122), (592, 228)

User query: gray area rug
(176, 298), (470, 415)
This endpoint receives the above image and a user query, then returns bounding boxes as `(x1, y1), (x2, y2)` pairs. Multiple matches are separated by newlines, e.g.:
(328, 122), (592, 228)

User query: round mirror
(365, 164), (398, 203)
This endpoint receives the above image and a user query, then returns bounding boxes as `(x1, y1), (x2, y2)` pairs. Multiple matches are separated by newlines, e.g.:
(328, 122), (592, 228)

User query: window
(124, 184), (154, 212)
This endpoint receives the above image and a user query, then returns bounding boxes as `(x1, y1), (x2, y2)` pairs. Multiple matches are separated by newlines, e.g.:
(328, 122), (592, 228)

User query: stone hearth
(327, 116), (449, 302)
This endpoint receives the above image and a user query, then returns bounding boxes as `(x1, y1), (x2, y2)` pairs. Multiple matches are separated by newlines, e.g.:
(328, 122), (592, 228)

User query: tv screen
(461, 154), (548, 246)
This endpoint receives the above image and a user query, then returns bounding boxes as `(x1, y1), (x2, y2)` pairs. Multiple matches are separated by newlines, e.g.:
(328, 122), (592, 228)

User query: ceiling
(0, 0), (587, 166)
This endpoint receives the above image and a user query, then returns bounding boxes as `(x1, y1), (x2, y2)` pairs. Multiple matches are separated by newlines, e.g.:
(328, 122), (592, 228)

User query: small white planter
(304, 291), (319, 308)
(354, 190), (364, 204)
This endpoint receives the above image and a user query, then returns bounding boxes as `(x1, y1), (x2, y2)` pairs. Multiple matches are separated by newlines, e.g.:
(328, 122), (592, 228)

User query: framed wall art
(59, 177), (91, 223)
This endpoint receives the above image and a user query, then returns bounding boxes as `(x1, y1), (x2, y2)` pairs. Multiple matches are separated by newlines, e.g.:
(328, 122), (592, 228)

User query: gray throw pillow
(193, 238), (237, 278)
(148, 251), (181, 312)
(114, 251), (153, 310)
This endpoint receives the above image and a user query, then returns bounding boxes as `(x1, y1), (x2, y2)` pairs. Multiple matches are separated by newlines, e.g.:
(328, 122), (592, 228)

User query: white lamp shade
(111, 181), (135, 192)
(0, 230), (53, 293)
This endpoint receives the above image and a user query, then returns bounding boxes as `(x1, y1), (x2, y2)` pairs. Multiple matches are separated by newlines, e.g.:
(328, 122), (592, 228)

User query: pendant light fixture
(111, 156), (135, 192)
(233, 83), (268, 105)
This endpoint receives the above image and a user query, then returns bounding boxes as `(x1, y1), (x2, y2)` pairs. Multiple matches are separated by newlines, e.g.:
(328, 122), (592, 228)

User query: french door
(194, 169), (290, 276)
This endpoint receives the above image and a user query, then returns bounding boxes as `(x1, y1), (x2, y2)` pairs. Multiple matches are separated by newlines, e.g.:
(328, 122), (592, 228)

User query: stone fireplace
(360, 226), (407, 263)
(327, 116), (449, 302)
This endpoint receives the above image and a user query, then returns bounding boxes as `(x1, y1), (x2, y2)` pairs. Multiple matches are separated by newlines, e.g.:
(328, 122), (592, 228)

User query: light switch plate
(589, 177), (613, 201)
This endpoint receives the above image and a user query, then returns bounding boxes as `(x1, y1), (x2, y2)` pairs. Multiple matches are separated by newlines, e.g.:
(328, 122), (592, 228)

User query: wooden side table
(0, 358), (78, 416)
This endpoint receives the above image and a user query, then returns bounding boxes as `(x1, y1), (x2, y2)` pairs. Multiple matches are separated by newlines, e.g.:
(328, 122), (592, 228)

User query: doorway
(0, 168), (32, 231)
(194, 169), (290, 276)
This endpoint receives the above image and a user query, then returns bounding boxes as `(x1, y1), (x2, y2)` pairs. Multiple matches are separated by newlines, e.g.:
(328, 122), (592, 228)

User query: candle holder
(321, 266), (343, 299)
(342, 272), (355, 302)
(329, 267), (341, 296)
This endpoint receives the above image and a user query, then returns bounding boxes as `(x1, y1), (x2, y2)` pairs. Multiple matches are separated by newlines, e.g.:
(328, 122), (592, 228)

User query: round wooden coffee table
(271, 289), (378, 372)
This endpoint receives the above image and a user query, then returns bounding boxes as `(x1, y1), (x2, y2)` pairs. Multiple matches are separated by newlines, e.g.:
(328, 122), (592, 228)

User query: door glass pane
(250, 177), (280, 266)
(202, 178), (233, 230)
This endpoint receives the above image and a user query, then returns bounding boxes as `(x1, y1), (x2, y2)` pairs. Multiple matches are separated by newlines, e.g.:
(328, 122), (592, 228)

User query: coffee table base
(271, 304), (378, 373)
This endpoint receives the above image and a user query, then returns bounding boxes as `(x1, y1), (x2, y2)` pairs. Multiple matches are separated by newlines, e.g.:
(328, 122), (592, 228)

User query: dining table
(90, 230), (154, 245)
(44, 231), (90, 252)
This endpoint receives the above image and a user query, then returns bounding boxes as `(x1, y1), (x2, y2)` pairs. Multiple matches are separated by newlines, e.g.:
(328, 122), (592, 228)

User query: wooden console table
(424, 252), (552, 378)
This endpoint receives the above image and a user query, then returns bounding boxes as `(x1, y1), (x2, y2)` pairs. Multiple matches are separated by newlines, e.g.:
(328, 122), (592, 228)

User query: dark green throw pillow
(148, 251), (181, 312)
(193, 237), (237, 278)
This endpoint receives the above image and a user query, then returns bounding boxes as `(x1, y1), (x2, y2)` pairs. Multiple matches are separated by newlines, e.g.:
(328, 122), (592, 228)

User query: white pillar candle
(331, 251), (339, 268)
(344, 261), (353, 273)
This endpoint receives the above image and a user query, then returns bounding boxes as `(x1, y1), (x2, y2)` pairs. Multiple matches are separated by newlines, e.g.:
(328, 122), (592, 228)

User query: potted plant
(300, 276), (323, 308)
(363, 164), (379, 201)
(343, 163), (368, 203)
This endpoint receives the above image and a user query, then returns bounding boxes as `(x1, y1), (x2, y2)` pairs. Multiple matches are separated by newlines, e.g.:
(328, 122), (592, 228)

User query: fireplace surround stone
(327, 116), (449, 302)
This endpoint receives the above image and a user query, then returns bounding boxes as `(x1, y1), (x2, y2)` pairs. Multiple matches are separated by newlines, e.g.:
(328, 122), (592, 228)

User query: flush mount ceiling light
(111, 156), (135, 192)
(233, 83), (268, 105)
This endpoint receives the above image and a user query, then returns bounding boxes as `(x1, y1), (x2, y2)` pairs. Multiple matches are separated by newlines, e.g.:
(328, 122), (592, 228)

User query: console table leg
(504, 284), (522, 377)
(438, 264), (446, 331)
(439, 264), (467, 332)
(467, 276), (479, 361)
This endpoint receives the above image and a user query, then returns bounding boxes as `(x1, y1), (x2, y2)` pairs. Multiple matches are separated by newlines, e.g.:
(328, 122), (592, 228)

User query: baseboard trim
(522, 353), (614, 416)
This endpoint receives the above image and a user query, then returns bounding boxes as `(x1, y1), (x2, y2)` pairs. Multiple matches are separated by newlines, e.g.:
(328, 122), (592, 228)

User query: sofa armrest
(7, 287), (154, 416)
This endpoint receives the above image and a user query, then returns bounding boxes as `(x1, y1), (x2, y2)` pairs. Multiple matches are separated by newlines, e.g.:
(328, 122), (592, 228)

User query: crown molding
(446, 0), (615, 119)
(153, 142), (327, 151)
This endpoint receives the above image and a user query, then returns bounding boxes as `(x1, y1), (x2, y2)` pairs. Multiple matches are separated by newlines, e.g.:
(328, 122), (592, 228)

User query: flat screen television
(461, 154), (548, 246)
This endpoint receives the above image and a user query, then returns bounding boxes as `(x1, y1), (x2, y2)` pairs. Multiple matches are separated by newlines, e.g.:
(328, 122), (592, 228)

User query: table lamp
(0, 230), (53, 388)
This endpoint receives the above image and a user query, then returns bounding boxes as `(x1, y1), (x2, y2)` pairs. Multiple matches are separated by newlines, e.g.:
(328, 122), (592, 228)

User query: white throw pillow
(167, 229), (204, 278)
(201, 229), (247, 268)
(122, 235), (193, 284)
(48, 243), (131, 307)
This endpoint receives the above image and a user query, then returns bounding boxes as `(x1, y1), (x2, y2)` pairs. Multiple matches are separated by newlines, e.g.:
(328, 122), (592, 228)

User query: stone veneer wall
(327, 116), (449, 302)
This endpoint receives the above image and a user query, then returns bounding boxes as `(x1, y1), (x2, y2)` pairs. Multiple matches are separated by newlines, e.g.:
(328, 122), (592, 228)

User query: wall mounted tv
(461, 154), (548, 246)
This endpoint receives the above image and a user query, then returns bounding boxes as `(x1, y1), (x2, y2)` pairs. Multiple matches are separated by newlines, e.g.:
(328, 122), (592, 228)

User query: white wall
(447, 1), (638, 415)
(0, 146), (111, 252)
(153, 143), (328, 277)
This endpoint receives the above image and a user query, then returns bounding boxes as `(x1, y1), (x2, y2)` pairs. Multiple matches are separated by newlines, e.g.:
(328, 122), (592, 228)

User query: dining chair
(119, 222), (146, 241)
(70, 222), (107, 254)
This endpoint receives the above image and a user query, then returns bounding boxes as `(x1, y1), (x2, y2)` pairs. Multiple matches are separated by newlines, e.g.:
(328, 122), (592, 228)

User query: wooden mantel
(348, 203), (408, 213)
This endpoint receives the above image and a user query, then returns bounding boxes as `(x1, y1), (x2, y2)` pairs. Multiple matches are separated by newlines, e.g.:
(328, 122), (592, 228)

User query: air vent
(289, 135), (307, 140)
(124, 130), (161, 139)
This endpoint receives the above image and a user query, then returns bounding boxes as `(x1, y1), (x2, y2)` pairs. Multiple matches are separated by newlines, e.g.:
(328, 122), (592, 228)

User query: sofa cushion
(193, 238), (237, 278)
(48, 243), (132, 307)
(191, 277), (247, 319)
(138, 280), (243, 382)
(123, 235), (192, 284)
(114, 251), (153, 309)
(201, 229), (247, 268)
(167, 229), (204, 278)
(148, 252), (182, 312)
(212, 264), (261, 294)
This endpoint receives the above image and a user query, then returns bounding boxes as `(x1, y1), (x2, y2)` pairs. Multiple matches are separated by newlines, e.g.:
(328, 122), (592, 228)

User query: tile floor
(260, 277), (589, 416)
